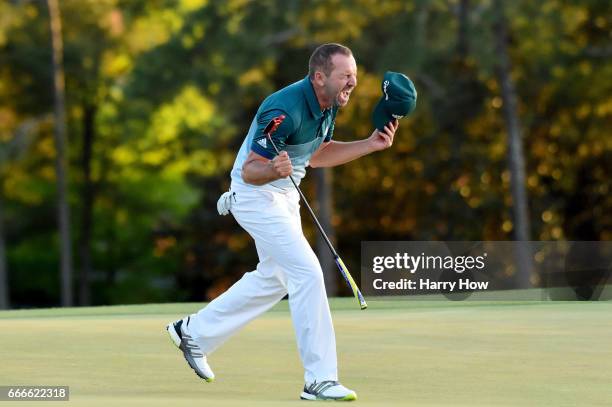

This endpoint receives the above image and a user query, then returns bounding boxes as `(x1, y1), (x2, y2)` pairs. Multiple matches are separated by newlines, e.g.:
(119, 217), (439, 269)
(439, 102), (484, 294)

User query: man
(167, 43), (398, 401)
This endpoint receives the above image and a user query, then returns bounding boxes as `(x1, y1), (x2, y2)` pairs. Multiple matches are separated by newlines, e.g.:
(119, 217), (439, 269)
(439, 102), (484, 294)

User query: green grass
(1, 298), (611, 406)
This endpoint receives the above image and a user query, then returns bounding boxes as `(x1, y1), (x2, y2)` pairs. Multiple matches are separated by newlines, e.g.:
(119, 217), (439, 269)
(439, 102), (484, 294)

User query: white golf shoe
(300, 380), (357, 401)
(166, 316), (215, 382)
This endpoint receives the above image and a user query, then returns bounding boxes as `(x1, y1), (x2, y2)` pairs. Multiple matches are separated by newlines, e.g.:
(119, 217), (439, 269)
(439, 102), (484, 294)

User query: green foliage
(0, 0), (609, 306)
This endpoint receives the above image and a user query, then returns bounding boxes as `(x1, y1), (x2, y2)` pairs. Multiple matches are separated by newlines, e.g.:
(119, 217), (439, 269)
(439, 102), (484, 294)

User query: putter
(263, 115), (368, 310)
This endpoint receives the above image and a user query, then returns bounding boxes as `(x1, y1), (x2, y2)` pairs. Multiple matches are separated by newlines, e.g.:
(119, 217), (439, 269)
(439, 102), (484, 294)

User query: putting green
(1, 299), (611, 406)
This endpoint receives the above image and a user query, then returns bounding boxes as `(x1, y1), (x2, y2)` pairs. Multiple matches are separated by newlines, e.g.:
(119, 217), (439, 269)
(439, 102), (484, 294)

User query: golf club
(263, 115), (368, 310)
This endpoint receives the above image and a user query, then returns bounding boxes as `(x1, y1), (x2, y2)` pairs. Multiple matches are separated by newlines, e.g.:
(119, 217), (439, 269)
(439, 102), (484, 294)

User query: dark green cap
(372, 71), (417, 131)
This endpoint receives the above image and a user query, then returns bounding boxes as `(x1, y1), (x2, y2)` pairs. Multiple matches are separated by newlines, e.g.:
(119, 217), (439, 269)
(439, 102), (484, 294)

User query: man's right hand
(242, 150), (293, 185)
(271, 151), (293, 178)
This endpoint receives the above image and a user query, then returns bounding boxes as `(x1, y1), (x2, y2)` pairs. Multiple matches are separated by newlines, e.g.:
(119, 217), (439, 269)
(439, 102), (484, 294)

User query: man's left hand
(368, 119), (399, 152)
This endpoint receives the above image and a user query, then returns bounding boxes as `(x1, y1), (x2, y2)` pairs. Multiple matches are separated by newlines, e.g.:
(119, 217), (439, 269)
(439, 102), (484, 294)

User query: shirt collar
(301, 76), (324, 120)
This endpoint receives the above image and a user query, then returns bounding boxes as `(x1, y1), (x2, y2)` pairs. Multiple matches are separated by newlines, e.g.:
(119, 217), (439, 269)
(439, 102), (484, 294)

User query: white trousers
(188, 186), (338, 383)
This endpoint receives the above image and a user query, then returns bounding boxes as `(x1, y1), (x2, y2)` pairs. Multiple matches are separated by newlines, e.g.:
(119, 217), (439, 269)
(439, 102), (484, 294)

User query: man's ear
(313, 71), (326, 87)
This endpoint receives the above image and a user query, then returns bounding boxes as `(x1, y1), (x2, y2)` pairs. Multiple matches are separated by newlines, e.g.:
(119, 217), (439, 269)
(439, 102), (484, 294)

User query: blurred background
(0, 0), (609, 309)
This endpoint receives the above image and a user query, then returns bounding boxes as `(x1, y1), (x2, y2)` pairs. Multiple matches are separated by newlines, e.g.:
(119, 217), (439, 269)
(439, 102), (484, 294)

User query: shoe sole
(300, 392), (357, 401)
(166, 323), (214, 383)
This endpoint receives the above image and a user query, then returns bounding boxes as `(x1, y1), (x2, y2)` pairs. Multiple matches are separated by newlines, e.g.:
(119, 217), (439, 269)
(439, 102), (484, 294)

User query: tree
(314, 167), (337, 296)
(1, 0), (609, 306)
(0, 119), (39, 309)
(47, 0), (73, 306)
(493, 0), (532, 287)
(0, 190), (7, 309)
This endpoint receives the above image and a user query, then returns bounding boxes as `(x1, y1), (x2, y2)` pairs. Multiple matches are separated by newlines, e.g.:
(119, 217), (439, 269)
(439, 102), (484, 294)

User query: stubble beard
(328, 84), (351, 108)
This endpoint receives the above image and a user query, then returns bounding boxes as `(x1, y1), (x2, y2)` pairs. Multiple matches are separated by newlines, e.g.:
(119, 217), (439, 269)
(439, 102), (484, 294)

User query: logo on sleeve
(256, 138), (267, 148)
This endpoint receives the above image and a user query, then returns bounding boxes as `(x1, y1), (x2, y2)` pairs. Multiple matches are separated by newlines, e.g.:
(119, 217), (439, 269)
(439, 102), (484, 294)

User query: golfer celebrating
(167, 43), (414, 401)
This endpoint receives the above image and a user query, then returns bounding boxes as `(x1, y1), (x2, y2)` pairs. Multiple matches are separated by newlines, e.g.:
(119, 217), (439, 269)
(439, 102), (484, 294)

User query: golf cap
(372, 71), (417, 131)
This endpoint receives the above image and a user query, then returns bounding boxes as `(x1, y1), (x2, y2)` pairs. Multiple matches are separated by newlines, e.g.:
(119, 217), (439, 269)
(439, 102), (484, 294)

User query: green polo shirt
(251, 76), (337, 157)
(230, 76), (338, 191)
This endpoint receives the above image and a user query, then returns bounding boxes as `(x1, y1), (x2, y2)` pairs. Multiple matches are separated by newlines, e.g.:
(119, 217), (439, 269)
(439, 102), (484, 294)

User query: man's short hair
(308, 43), (353, 79)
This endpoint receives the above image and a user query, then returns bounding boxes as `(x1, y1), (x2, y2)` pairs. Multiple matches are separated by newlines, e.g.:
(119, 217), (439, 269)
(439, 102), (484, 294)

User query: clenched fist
(271, 151), (293, 178)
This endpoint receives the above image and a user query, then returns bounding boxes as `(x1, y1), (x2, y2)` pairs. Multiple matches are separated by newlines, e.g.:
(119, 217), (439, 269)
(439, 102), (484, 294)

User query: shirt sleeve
(250, 109), (295, 159)
(323, 107), (338, 142)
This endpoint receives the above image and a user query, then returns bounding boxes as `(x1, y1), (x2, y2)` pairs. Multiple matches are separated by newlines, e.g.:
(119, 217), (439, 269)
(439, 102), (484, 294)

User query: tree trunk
(48, 0), (73, 306)
(314, 167), (337, 297)
(456, 0), (470, 60)
(493, 0), (532, 288)
(0, 119), (39, 310)
(79, 104), (96, 306)
(0, 192), (9, 309)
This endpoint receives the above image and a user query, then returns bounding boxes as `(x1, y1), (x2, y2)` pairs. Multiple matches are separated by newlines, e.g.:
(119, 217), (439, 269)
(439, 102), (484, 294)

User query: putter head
(263, 115), (286, 135)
